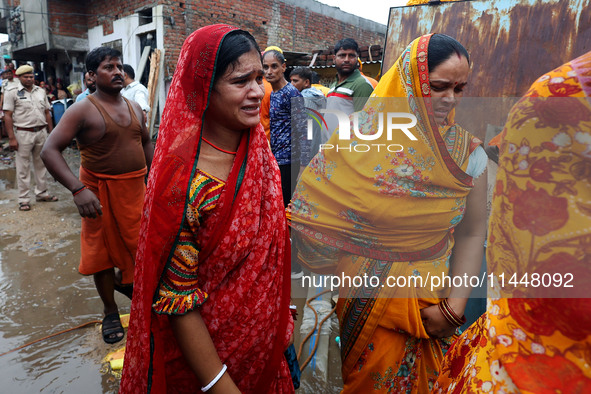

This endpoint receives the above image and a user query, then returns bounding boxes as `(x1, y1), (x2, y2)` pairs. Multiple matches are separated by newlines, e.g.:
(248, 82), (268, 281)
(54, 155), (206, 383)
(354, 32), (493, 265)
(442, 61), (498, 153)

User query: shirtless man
(41, 47), (154, 344)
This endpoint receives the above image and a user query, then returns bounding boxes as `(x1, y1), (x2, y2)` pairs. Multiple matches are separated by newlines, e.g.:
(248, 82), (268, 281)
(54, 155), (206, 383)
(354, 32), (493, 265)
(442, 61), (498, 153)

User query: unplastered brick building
(0, 0), (385, 121)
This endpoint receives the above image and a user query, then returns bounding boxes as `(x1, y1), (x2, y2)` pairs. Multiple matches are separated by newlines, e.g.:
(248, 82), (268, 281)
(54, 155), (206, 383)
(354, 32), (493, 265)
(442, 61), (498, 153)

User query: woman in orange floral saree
(289, 34), (488, 393)
(433, 52), (591, 393)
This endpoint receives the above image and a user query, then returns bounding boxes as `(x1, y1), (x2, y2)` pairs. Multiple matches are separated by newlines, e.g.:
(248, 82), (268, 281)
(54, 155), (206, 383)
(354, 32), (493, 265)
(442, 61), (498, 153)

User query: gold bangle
(439, 299), (466, 327)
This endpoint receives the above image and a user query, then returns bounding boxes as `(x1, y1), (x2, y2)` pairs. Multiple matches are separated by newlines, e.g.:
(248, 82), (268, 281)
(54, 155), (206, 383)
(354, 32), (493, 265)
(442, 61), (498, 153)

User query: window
(138, 8), (152, 26)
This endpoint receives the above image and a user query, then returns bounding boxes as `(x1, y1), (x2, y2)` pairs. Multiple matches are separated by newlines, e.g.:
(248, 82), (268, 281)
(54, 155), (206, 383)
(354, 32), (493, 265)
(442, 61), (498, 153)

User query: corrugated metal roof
(384, 0), (591, 98)
(310, 60), (382, 69)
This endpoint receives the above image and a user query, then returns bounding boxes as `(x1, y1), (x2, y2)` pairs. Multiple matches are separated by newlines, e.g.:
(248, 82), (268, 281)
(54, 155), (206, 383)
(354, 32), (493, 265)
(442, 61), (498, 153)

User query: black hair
(214, 30), (260, 84)
(123, 64), (135, 79)
(427, 34), (470, 72)
(334, 38), (359, 55)
(311, 71), (320, 84)
(86, 46), (122, 73)
(262, 49), (285, 64)
(290, 66), (312, 82)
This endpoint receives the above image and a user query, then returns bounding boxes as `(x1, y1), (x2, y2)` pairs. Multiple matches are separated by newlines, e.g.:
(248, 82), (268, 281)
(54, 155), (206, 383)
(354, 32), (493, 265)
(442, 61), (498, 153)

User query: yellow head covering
(263, 45), (283, 54)
(290, 34), (481, 265)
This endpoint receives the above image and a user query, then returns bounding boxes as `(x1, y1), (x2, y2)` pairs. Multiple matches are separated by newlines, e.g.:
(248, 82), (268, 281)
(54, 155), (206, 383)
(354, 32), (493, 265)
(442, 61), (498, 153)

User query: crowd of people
(2, 20), (589, 393)
(2, 60), (150, 212)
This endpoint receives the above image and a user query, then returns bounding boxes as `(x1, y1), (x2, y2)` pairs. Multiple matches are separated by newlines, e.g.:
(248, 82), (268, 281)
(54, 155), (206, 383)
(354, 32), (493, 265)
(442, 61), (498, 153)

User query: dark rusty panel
(384, 0), (591, 100)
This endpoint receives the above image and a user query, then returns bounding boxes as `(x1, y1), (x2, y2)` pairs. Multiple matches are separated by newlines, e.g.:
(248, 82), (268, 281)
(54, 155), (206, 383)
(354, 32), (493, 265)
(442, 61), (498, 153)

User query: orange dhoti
(78, 166), (146, 284)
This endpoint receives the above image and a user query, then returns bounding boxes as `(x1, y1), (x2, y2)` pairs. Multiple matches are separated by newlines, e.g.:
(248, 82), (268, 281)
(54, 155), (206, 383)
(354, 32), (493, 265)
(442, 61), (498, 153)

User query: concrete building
(0, 0), (386, 122)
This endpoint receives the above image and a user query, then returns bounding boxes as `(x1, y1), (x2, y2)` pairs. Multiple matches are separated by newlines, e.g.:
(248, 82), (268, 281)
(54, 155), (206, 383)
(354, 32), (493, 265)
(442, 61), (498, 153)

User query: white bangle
(201, 364), (227, 392)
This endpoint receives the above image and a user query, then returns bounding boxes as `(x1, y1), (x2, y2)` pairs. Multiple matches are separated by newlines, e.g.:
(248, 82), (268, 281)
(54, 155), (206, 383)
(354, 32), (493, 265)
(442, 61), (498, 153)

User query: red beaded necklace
(202, 137), (237, 155)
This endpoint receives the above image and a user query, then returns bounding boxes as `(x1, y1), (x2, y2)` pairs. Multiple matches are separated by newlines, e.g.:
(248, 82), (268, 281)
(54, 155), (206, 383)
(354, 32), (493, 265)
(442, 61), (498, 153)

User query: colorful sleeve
(152, 172), (224, 315)
(352, 79), (375, 112)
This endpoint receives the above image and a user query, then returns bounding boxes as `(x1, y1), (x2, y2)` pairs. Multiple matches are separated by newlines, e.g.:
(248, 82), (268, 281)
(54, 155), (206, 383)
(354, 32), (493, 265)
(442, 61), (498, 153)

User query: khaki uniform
(0, 79), (19, 136)
(4, 82), (52, 204)
(1, 79), (19, 94)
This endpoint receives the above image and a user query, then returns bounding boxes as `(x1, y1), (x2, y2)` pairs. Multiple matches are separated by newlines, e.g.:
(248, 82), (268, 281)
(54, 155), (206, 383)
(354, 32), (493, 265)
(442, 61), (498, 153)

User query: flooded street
(0, 146), (343, 393)
(0, 147), (128, 393)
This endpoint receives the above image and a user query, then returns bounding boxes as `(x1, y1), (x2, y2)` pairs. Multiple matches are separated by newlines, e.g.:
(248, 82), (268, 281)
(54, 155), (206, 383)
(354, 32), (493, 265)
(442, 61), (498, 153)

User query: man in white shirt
(121, 64), (150, 122)
(0, 68), (19, 137)
(75, 72), (96, 102)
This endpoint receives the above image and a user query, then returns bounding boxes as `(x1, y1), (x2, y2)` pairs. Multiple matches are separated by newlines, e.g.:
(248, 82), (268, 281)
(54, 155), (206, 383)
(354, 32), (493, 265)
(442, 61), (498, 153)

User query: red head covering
(120, 24), (292, 393)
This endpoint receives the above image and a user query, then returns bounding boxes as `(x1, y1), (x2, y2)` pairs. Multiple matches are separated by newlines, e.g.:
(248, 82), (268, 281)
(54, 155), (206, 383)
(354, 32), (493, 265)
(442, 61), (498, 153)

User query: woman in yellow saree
(289, 34), (487, 392)
(433, 51), (591, 393)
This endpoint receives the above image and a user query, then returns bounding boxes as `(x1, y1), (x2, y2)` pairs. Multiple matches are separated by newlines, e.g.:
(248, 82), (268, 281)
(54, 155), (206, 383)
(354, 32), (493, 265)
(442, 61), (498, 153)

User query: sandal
(18, 203), (31, 211)
(101, 313), (124, 344)
(36, 195), (59, 202)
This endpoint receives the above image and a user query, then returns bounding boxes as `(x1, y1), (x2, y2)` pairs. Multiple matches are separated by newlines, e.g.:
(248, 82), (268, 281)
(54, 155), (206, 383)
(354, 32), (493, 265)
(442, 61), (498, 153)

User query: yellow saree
(434, 52), (591, 393)
(289, 34), (482, 393)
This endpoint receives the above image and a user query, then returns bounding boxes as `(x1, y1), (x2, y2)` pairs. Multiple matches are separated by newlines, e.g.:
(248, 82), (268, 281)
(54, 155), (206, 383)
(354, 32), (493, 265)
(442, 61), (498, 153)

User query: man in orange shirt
(261, 78), (272, 140)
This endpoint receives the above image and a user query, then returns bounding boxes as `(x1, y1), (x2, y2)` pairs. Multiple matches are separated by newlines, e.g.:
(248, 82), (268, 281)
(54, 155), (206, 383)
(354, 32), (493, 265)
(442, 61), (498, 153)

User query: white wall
(87, 5), (165, 122)
(21, 0), (49, 49)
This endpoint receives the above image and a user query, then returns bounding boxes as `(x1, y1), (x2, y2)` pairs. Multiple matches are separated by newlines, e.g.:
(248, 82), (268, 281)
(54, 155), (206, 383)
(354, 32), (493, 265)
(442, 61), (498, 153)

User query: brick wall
(85, 0), (146, 36)
(44, 0), (385, 79)
(47, 0), (88, 38)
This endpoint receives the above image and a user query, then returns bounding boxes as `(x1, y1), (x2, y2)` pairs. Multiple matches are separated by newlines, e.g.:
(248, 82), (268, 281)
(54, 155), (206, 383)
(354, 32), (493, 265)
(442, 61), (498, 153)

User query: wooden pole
(146, 49), (162, 138)
(136, 46), (151, 82)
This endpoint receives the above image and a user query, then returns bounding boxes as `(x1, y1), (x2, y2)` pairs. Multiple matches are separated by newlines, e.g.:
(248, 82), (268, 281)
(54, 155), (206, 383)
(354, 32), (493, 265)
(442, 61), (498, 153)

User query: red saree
(120, 25), (293, 393)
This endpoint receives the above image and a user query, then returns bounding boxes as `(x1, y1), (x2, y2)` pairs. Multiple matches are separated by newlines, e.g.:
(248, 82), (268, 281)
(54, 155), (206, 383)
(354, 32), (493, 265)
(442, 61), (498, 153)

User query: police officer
(4, 64), (57, 211)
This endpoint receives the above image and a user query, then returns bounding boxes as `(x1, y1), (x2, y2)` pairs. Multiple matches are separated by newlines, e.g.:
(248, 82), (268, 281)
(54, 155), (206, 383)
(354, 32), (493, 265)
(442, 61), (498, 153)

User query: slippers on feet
(114, 283), (133, 300)
(18, 203), (31, 211)
(102, 313), (124, 344)
(36, 195), (59, 202)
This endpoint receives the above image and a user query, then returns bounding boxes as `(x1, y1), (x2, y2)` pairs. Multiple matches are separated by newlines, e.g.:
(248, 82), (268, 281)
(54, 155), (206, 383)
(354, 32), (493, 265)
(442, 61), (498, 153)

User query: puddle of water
(0, 147), (130, 393)
(0, 146), (344, 392)
(0, 167), (15, 191)
(0, 233), (129, 393)
(0, 244), (345, 393)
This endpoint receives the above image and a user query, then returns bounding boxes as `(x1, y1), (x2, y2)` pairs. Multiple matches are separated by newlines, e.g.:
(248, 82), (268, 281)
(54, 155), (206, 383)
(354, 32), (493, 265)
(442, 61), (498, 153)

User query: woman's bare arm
(169, 309), (241, 393)
(421, 171), (487, 337)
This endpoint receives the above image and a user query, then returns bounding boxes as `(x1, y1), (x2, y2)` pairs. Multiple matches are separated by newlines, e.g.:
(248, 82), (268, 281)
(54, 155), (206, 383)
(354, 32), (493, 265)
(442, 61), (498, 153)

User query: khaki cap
(15, 65), (34, 76)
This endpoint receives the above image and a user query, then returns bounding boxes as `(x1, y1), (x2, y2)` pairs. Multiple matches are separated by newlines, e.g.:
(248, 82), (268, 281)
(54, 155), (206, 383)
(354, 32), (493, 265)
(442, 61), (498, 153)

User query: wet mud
(0, 147), (128, 393)
(0, 146), (343, 393)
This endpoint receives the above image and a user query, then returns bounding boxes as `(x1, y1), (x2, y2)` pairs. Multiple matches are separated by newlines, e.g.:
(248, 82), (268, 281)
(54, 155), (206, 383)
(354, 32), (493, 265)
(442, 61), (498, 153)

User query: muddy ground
(0, 145), (343, 393)
(0, 146), (129, 393)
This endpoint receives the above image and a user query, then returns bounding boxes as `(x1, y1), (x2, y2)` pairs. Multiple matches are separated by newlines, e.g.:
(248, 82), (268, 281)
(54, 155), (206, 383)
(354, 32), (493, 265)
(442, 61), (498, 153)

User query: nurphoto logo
(306, 108), (418, 153)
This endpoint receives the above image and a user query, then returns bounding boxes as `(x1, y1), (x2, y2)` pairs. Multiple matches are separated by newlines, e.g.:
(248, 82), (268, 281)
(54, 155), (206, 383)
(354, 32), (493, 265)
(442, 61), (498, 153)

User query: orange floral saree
(434, 51), (591, 393)
(289, 34), (482, 393)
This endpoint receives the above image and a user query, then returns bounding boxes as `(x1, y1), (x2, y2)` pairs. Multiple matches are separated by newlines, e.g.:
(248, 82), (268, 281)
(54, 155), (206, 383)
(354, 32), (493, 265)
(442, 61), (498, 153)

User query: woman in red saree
(120, 25), (293, 393)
